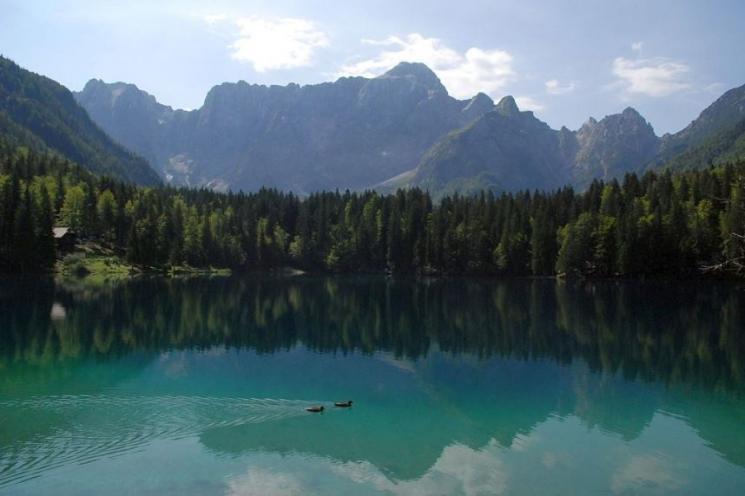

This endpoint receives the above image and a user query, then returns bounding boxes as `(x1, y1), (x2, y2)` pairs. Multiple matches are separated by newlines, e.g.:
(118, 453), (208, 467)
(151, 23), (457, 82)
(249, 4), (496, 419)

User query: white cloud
(515, 96), (544, 112)
(225, 17), (329, 72)
(203, 13), (227, 25)
(226, 440), (508, 496)
(545, 79), (575, 95)
(631, 41), (644, 53)
(611, 56), (691, 97)
(337, 33), (515, 99)
(227, 467), (304, 496)
(611, 454), (684, 494)
(703, 82), (726, 95)
(338, 34), (461, 78)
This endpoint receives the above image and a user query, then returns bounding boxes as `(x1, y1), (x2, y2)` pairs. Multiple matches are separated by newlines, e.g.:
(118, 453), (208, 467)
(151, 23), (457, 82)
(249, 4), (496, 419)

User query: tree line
(1, 139), (744, 277)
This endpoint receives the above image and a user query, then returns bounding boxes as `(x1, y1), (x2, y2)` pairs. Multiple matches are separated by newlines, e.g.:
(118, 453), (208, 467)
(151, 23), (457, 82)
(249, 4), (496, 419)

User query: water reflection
(1, 276), (744, 494)
(2, 276), (744, 387)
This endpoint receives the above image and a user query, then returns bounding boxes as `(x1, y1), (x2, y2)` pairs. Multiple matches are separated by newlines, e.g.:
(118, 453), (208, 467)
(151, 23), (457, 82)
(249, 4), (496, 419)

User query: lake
(1, 276), (745, 495)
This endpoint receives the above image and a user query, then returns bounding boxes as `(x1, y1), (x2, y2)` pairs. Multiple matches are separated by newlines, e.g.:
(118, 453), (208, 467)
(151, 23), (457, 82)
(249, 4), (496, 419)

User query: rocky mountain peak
(621, 106), (643, 119)
(573, 108), (659, 186)
(495, 96), (520, 117)
(76, 62), (497, 193)
(462, 92), (495, 119)
(379, 62), (446, 93)
(78, 79), (165, 111)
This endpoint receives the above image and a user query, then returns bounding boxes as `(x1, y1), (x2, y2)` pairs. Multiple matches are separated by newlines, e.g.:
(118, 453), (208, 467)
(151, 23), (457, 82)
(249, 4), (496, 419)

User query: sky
(1, 0), (744, 134)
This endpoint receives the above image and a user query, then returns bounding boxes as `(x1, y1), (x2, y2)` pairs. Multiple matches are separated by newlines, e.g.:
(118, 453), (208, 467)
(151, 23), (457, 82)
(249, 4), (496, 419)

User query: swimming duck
(334, 400), (353, 408)
(306, 405), (324, 413)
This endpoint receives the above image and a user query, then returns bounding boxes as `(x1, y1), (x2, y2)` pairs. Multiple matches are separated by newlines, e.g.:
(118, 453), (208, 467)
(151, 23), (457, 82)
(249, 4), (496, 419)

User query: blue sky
(1, 0), (744, 134)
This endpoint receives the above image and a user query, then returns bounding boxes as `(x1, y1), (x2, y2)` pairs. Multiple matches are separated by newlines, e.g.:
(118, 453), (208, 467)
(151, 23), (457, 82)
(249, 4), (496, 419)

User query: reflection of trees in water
(2, 276), (745, 478)
(1, 276), (744, 388)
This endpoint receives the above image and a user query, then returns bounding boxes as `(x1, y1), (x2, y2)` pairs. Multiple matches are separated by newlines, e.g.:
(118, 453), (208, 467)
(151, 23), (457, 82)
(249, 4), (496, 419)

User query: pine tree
(60, 185), (87, 232)
(721, 178), (745, 273)
(35, 183), (56, 269)
(386, 201), (402, 272)
(14, 188), (35, 272)
(97, 190), (117, 242)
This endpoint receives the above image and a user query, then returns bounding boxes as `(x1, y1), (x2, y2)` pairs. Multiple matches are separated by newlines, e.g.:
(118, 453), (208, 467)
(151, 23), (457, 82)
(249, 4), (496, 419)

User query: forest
(0, 139), (744, 277)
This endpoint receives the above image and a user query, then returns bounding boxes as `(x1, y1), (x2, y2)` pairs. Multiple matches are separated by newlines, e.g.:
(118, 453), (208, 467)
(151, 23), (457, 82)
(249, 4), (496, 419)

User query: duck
(305, 405), (324, 413)
(334, 400), (353, 408)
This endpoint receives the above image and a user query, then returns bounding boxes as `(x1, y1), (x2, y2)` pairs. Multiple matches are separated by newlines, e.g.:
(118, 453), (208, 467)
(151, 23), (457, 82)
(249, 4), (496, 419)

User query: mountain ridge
(74, 61), (745, 196)
(397, 81), (745, 196)
(0, 56), (161, 186)
(76, 62), (494, 193)
(397, 100), (661, 196)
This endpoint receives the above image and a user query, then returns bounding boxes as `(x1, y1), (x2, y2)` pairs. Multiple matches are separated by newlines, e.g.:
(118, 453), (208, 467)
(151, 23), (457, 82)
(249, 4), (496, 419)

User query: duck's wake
(0, 395), (321, 488)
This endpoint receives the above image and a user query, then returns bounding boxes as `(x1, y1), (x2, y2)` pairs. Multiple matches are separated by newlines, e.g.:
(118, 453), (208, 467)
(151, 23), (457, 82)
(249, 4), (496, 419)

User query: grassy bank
(56, 241), (230, 285)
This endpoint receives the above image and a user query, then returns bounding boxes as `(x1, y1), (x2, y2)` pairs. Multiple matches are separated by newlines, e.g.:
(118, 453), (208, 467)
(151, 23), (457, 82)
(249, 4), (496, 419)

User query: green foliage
(96, 190), (117, 241)
(666, 118), (745, 172)
(60, 185), (86, 231)
(720, 178), (745, 274)
(556, 213), (596, 275)
(1, 137), (745, 277)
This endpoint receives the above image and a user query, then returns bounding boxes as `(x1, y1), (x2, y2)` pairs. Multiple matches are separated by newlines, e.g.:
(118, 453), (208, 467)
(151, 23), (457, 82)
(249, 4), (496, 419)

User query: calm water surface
(1, 276), (744, 495)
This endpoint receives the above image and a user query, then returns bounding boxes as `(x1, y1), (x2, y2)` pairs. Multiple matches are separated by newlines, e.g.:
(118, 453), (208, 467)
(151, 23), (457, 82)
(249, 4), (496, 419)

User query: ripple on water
(0, 395), (322, 488)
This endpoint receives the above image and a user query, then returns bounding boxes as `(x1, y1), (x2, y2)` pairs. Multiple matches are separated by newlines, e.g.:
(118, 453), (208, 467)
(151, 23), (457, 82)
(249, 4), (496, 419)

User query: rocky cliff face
(573, 107), (659, 186)
(76, 62), (494, 193)
(76, 79), (179, 173)
(76, 61), (745, 197)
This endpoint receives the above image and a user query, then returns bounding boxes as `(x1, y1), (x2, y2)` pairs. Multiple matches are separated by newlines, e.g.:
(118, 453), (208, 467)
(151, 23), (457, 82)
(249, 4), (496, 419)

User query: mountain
(75, 59), (745, 196)
(74, 79), (178, 175)
(655, 83), (745, 165)
(572, 107), (659, 186)
(0, 56), (160, 186)
(395, 97), (574, 197)
(652, 83), (745, 171)
(663, 117), (745, 171)
(397, 99), (659, 196)
(75, 62), (494, 193)
(74, 61), (672, 196)
(391, 83), (745, 196)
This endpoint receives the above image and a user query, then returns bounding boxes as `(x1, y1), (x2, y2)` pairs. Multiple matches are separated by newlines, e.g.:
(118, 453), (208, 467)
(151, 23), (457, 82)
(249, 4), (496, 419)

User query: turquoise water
(1, 276), (745, 495)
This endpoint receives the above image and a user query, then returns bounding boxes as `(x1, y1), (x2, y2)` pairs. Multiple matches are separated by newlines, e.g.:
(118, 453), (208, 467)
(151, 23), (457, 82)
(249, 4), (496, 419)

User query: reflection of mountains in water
(193, 346), (745, 477)
(0, 394), (319, 489)
(2, 345), (744, 486)
(2, 276), (743, 389)
(1, 275), (744, 483)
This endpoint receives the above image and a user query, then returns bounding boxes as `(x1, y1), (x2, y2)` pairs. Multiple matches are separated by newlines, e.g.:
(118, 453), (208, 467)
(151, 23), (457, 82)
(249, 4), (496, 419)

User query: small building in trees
(53, 227), (77, 253)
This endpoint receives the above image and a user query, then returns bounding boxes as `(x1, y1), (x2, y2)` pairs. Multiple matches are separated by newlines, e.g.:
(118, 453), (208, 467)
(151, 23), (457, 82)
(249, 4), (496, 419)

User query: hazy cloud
(226, 440), (508, 495)
(612, 56), (691, 97)
(337, 33), (515, 99)
(631, 41), (644, 52)
(223, 16), (329, 72)
(703, 82), (726, 95)
(203, 13), (227, 25)
(611, 454), (685, 494)
(515, 96), (544, 112)
(227, 467), (304, 496)
(545, 79), (575, 95)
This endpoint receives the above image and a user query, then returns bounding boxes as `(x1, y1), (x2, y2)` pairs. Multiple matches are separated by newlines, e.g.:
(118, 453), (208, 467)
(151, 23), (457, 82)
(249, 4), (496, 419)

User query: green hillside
(0, 56), (160, 186)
